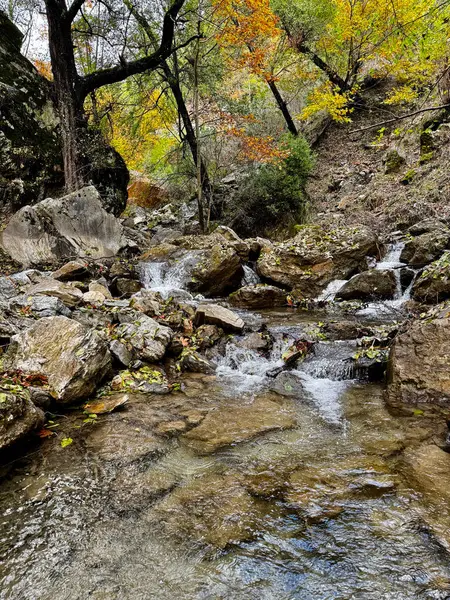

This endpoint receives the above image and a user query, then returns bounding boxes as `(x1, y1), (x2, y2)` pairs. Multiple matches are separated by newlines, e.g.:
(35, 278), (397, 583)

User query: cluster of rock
(1, 177), (450, 450)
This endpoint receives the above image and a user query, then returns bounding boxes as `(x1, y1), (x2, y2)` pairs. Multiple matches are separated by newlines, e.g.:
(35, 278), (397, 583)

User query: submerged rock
(151, 473), (258, 550)
(1, 186), (123, 267)
(182, 396), (297, 453)
(402, 443), (450, 549)
(4, 316), (111, 405)
(257, 224), (378, 297)
(269, 371), (305, 398)
(229, 284), (287, 309)
(336, 269), (397, 301)
(194, 304), (244, 333)
(0, 387), (44, 450)
(387, 304), (450, 405)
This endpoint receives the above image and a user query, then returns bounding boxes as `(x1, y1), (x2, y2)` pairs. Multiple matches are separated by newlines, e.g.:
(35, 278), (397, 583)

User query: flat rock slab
(151, 473), (258, 550)
(194, 304), (245, 333)
(1, 186), (123, 267)
(27, 278), (84, 307)
(182, 396), (297, 453)
(84, 419), (166, 464)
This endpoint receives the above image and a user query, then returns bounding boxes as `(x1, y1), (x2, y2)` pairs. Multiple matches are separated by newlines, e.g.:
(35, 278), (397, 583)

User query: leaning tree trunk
(266, 77), (298, 136)
(161, 61), (213, 206)
(45, 0), (85, 192)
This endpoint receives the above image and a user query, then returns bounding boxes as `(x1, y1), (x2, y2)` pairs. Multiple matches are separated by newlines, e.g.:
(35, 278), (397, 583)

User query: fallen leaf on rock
(84, 393), (129, 414)
(37, 428), (55, 438)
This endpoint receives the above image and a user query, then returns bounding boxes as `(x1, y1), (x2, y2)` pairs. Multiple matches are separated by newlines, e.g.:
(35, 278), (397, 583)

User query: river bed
(1, 301), (450, 599)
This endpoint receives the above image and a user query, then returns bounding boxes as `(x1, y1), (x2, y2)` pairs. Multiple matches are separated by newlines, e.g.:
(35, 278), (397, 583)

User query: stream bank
(1, 189), (450, 599)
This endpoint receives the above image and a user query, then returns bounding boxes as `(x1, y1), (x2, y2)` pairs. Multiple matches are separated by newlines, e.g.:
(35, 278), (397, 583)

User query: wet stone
(111, 468), (178, 513)
(181, 395), (297, 454)
(150, 473), (259, 551)
(84, 417), (168, 465)
(155, 420), (188, 436)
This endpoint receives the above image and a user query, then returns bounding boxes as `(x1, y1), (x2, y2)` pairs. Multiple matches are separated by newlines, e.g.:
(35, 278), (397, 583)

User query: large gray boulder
(4, 316), (112, 405)
(141, 230), (245, 297)
(0, 388), (44, 450)
(114, 311), (173, 362)
(257, 224), (378, 297)
(336, 269), (397, 301)
(1, 186), (123, 267)
(387, 304), (450, 405)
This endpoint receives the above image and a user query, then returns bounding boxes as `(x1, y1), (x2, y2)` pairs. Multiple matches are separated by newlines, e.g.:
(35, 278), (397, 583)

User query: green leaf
(61, 437), (73, 448)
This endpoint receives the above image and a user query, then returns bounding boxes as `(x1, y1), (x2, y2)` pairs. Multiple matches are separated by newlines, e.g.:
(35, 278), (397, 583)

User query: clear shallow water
(1, 307), (450, 599)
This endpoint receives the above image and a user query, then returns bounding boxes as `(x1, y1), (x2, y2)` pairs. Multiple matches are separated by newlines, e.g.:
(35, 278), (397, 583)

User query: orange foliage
(217, 110), (288, 163)
(33, 59), (53, 80)
(213, 0), (282, 78)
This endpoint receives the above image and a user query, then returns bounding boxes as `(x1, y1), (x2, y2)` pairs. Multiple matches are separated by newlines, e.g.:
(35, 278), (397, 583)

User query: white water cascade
(375, 241), (405, 300)
(216, 328), (360, 424)
(242, 265), (261, 286)
(140, 254), (200, 299)
(317, 279), (348, 301)
(316, 240), (418, 314)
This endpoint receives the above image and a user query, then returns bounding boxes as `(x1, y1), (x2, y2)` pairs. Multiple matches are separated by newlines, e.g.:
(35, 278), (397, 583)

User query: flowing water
(317, 241), (420, 319)
(140, 254), (201, 299)
(1, 263), (450, 599)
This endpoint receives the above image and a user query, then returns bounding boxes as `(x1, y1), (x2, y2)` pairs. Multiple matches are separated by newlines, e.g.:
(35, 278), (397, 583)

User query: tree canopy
(3, 0), (450, 229)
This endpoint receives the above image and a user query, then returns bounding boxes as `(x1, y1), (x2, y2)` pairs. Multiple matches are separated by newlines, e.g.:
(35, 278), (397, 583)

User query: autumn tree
(213, 0), (298, 136)
(43, 0), (188, 192)
(272, 0), (450, 120)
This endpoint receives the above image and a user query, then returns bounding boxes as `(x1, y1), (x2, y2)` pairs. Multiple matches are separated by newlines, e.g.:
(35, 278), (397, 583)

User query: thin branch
(349, 104), (450, 134)
(67, 0), (85, 23)
(78, 0), (188, 100)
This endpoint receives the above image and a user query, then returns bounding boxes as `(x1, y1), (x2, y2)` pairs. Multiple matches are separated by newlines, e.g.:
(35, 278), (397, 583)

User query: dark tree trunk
(45, 0), (85, 191)
(161, 61), (213, 204)
(266, 78), (298, 136)
(44, 0), (187, 194)
(296, 42), (351, 92)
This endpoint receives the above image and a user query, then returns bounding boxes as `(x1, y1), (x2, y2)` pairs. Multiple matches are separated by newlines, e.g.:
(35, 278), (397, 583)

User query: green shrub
(226, 135), (314, 236)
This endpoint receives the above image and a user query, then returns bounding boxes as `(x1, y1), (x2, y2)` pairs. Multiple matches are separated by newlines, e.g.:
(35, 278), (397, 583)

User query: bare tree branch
(349, 104), (450, 134)
(67, 0), (85, 23)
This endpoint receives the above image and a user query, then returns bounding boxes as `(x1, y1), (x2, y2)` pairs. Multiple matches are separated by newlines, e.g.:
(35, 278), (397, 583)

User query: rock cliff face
(0, 11), (129, 216)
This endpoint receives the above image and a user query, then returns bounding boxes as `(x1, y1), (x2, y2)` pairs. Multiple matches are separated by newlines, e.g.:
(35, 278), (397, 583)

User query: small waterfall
(300, 341), (360, 380)
(216, 329), (362, 424)
(317, 279), (348, 301)
(376, 241), (405, 300)
(216, 330), (293, 394)
(140, 254), (199, 299)
(241, 265), (261, 286)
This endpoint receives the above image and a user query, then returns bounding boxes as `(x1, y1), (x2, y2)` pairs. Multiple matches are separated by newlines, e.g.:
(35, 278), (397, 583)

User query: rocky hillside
(306, 92), (450, 237)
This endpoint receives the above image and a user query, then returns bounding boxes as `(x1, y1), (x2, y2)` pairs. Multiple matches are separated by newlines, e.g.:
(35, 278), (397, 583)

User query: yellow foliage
(384, 85), (418, 105)
(300, 82), (354, 123)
